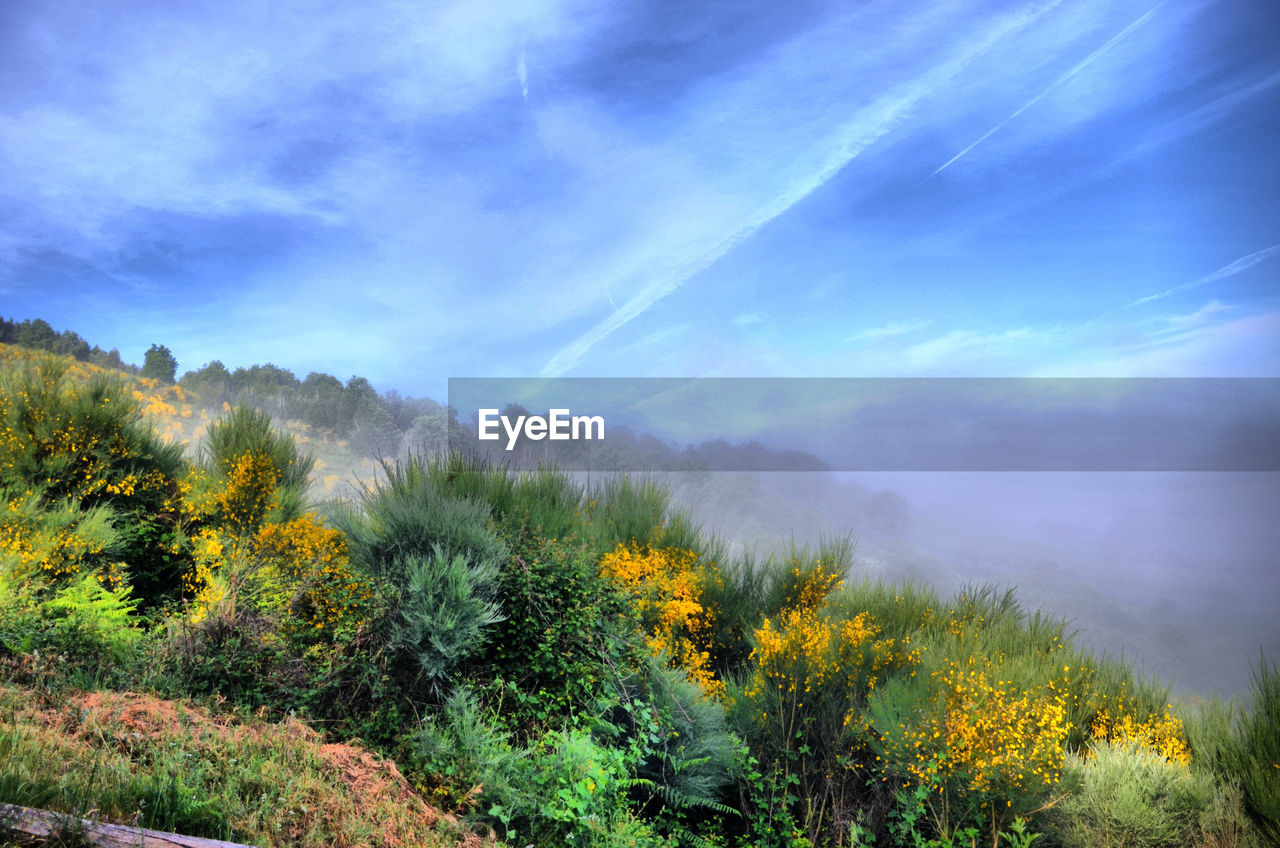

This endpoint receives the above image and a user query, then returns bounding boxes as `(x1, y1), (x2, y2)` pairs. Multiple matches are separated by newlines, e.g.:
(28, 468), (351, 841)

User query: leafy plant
(0, 356), (187, 603)
(200, 405), (315, 532)
(1047, 739), (1215, 848)
(390, 545), (504, 698)
(335, 454), (507, 585)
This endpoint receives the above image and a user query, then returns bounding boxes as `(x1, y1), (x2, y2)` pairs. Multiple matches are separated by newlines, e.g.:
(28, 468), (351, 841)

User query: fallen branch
(0, 802), (257, 848)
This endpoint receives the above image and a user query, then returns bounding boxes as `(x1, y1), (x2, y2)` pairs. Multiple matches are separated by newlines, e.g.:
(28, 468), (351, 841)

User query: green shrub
(201, 405), (315, 531)
(0, 571), (142, 681)
(585, 475), (701, 555)
(425, 452), (582, 544)
(599, 656), (739, 819)
(690, 542), (768, 676)
(411, 684), (531, 828)
(521, 726), (670, 848)
(0, 357), (187, 604)
(0, 488), (122, 585)
(335, 455), (507, 585)
(1189, 658), (1280, 847)
(477, 533), (643, 737)
(1048, 739), (1215, 848)
(1237, 658), (1280, 846)
(1198, 780), (1264, 848)
(390, 545), (504, 698)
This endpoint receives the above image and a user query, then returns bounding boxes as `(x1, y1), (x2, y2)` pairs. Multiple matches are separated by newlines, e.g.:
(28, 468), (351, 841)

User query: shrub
(389, 545), (504, 698)
(735, 602), (920, 844)
(584, 475), (701, 555)
(0, 571), (142, 679)
(521, 726), (670, 848)
(477, 533), (644, 737)
(1189, 658), (1280, 846)
(1048, 739), (1215, 848)
(0, 357), (187, 603)
(623, 658), (739, 828)
(1237, 658), (1280, 846)
(335, 454), (507, 585)
(870, 652), (1070, 841)
(200, 405), (315, 533)
(0, 487), (121, 584)
(425, 452), (582, 544)
(601, 542), (724, 699)
(411, 684), (531, 827)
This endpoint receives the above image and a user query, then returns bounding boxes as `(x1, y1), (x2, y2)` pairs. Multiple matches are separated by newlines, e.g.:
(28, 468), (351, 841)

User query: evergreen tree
(140, 343), (178, 383)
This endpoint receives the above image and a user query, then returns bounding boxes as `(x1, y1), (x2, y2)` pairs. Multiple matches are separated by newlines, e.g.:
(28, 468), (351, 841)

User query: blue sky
(2, 0), (1278, 397)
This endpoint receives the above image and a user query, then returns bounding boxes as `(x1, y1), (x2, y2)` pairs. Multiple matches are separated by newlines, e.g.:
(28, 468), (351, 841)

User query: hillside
(1, 340), (1276, 848)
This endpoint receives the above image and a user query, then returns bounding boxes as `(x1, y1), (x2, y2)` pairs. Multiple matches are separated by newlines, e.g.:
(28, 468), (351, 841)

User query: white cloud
(845, 319), (932, 344)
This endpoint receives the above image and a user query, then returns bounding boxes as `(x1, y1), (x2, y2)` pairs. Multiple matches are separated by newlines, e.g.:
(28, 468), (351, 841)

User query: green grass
(0, 685), (467, 848)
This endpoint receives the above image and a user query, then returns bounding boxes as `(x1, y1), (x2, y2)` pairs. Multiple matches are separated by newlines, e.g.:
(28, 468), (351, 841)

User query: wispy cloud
(1130, 244), (1280, 307)
(3, 0), (1274, 388)
(845, 319), (932, 344)
(1155, 299), (1232, 333)
(927, 2), (1166, 180)
(903, 328), (1039, 370)
(540, 3), (1056, 377)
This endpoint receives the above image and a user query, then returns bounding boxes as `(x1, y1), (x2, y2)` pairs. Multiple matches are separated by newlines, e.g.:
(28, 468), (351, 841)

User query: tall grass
(425, 452), (582, 543)
(0, 686), (460, 847)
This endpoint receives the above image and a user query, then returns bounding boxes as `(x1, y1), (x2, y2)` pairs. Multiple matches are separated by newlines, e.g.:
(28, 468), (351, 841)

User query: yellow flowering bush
(210, 450), (281, 536)
(870, 655), (1071, 840)
(183, 515), (375, 641)
(0, 353), (191, 602)
(778, 556), (845, 613)
(600, 543), (723, 698)
(1089, 698), (1190, 765)
(887, 657), (1070, 793)
(0, 490), (120, 583)
(253, 514), (377, 638)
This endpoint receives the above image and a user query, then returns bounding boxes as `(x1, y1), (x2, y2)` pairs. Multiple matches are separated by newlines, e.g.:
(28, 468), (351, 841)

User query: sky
(2, 0), (1279, 396)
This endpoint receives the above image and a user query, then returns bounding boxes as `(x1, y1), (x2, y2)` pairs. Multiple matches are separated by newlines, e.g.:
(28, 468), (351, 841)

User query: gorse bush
(584, 474), (702, 555)
(200, 405), (315, 533)
(601, 542), (724, 699)
(0, 357), (187, 603)
(871, 653), (1070, 840)
(1188, 657), (1280, 847)
(425, 452), (582, 543)
(0, 487), (121, 584)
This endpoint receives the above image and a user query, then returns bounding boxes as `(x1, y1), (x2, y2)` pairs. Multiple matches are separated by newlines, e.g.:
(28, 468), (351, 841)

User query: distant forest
(0, 315), (446, 457)
(1, 316), (826, 471)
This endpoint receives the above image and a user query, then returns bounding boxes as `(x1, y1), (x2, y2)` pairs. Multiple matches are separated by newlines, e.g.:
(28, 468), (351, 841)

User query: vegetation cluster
(0, 337), (1277, 848)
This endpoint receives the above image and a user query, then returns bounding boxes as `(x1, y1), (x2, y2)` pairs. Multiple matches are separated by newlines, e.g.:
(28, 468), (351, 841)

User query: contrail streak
(927, 2), (1165, 180)
(540, 4), (1057, 377)
(517, 48), (529, 101)
(1130, 244), (1280, 307)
